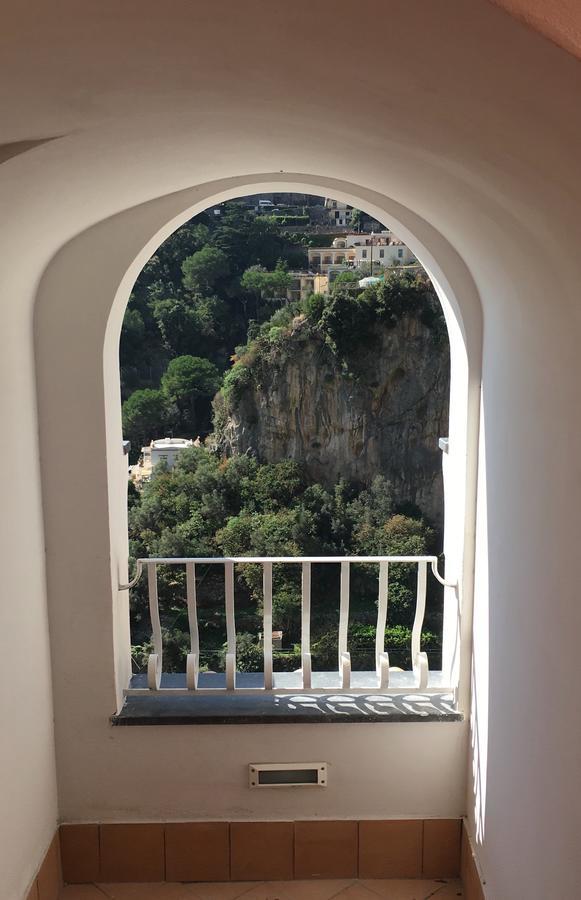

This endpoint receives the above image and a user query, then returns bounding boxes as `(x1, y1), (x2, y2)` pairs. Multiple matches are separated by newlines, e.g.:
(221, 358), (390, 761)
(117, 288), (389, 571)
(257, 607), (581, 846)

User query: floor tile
(183, 883), (261, 900)
(61, 883), (463, 900)
(360, 880), (460, 900)
(232, 883), (356, 900)
(228, 887), (292, 900)
(96, 884), (193, 899)
(332, 886), (379, 899)
(429, 884), (463, 898)
(59, 888), (108, 900)
(269, 881), (356, 899)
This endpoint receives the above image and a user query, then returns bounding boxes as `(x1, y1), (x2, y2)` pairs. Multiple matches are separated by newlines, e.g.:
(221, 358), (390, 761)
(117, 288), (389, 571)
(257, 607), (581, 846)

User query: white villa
(308, 232), (417, 274)
(129, 437), (197, 486)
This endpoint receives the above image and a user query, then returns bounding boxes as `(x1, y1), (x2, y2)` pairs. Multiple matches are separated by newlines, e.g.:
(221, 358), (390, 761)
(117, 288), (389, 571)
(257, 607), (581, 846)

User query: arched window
(110, 190), (476, 703)
(34, 175), (481, 721)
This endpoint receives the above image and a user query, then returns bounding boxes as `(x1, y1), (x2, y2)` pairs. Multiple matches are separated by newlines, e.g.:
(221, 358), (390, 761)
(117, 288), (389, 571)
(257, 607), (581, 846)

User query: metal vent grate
(249, 762), (327, 788)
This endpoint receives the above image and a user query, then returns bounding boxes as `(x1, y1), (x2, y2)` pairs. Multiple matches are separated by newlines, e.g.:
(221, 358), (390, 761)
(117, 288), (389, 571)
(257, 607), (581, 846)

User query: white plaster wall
(2, 2), (581, 897)
(60, 722), (467, 823)
(0, 169), (59, 898)
(469, 229), (581, 898)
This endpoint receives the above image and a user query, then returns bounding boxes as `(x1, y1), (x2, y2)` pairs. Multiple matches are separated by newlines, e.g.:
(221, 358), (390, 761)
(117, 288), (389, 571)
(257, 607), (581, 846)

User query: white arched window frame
(35, 174), (482, 713)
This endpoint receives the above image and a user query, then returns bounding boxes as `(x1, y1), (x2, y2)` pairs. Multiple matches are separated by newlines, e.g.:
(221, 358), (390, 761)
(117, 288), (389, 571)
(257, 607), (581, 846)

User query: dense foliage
(120, 203), (310, 457)
(120, 205), (307, 391)
(129, 449), (442, 674)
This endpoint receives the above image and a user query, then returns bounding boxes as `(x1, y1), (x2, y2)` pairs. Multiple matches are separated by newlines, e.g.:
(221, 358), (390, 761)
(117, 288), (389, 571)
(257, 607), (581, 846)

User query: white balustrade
(301, 561), (312, 689)
(262, 561), (273, 690)
(146, 562), (162, 690)
(224, 560), (236, 690)
(119, 556), (456, 695)
(411, 560), (429, 690)
(376, 560), (390, 689)
(185, 561), (199, 690)
(338, 560), (351, 689)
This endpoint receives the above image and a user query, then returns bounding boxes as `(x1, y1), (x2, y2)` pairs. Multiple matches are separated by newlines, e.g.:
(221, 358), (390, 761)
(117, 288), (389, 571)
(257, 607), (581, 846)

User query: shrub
(233, 633), (264, 672)
(221, 360), (254, 405)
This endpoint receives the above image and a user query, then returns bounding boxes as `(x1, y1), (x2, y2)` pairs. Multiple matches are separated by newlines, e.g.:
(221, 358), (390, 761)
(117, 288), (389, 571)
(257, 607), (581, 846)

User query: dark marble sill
(112, 690), (462, 726)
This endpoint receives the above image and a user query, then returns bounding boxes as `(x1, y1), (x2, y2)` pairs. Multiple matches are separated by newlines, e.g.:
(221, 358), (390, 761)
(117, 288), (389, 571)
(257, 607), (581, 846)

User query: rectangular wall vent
(248, 762), (327, 788)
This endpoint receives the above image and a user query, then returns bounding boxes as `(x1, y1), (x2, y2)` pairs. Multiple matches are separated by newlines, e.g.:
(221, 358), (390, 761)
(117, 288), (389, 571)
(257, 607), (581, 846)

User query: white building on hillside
(130, 437), (198, 486)
(352, 239), (416, 268)
(308, 236), (356, 273)
(324, 198), (353, 226)
(308, 232), (417, 273)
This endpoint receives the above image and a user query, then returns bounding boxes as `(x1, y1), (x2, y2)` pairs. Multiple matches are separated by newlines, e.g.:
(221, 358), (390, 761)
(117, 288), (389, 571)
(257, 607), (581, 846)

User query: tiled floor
(59, 879), (463, 899)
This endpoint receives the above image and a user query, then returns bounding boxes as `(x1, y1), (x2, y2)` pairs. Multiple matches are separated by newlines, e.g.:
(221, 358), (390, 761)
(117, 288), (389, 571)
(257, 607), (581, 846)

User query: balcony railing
(119, 556), (455, 695)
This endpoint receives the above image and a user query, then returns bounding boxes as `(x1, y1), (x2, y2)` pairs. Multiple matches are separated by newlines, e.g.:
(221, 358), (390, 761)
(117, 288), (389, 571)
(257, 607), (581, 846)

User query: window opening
(119, 193), (452, 695)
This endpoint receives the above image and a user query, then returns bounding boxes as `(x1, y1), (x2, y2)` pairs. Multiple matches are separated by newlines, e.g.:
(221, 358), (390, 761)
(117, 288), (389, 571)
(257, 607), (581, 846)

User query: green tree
(132, 221), (212, 304)
(300, 292), (326, 323)
(331, 270), (360, 292)
(182, 246), (229, 293)
(120, 200), (309, 397)
(350, 208), (362, 232)
(122, 389), (172, 454)
(353, 512), (432, 557)
(240, 261), (292, 319)
(161, 355), (222, 434)
(244, 461), (306, 512)
(233, 633), (264, 673)
(318, 290), (375, 356)
(151, 294), (228, 359)
(120, 308), (145, 350)
(151, 297), (201, 357)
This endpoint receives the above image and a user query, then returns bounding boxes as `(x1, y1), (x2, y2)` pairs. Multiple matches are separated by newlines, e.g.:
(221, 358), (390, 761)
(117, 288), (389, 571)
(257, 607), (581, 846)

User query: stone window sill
(111, 690), (462, 726)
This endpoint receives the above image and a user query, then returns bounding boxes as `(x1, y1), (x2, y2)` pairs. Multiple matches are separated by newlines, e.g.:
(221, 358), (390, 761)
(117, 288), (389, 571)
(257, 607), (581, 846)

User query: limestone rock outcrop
(216, 315), (449, 525)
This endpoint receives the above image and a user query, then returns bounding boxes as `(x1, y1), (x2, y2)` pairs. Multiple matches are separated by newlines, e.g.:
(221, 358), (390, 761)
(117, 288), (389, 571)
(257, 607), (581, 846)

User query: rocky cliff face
(217, 315), (449, 525)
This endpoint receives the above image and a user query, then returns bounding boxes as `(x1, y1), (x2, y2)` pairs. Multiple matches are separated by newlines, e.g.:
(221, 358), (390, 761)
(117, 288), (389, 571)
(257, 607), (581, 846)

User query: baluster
(301, 561), (312, 689)
(224, 560), (236, 690)
(411, 560), (429, 690)
(376, 560), (390, 689)
(263, 561), (273, 690)
(186, 562), (199, 690)
(339, 560), (351, 689)
(147, 562), (163, 690)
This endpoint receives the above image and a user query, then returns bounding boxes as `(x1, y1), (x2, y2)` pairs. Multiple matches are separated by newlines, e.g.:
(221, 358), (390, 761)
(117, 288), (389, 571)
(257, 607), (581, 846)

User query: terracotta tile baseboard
(25, 831), (62, 900)
(23, 817), (486, 897)
(57, 818), (465, 885)
(461, 821), (486, 900)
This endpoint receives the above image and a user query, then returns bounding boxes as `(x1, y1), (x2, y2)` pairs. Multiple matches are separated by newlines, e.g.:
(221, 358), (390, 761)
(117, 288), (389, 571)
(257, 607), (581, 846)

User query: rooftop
(149, 437), (194, 450)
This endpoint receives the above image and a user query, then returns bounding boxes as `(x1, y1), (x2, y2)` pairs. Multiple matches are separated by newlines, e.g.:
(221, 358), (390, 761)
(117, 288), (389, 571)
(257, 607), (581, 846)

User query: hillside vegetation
(129, 450), (441, 673)
(121, 200), (450, 673)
